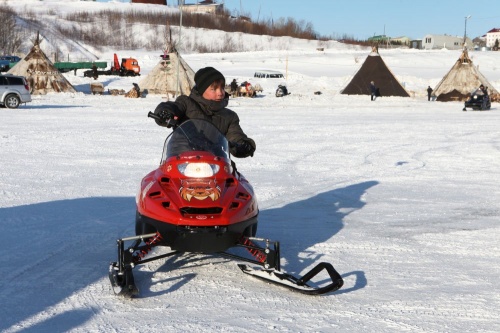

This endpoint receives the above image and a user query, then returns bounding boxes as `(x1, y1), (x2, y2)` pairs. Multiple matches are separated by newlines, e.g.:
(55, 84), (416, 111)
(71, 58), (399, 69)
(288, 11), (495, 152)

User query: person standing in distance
(370, 81), (377, 101)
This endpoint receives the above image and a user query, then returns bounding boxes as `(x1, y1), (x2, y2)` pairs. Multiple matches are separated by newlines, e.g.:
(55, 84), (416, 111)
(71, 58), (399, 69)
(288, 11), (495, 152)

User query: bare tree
(7, 5), (336, 55)
(0, 4), (24, 54)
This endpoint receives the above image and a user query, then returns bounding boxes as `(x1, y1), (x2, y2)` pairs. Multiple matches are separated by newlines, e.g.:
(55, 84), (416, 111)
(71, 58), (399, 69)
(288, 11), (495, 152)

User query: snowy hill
(1, 1), (500, 333)
(7, 0), (352, 60)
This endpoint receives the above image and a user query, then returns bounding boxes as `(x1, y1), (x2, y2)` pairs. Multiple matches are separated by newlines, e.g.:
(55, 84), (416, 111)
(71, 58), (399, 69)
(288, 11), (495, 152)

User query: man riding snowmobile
(153, 67), (256, 158)
(463, 84), (491, 111)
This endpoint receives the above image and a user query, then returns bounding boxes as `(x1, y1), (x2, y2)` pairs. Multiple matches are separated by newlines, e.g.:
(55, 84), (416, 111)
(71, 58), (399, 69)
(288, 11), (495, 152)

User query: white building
(485, 28), (500, 48)
(422, 34), (473, 50)
(181, 1), (223, 14)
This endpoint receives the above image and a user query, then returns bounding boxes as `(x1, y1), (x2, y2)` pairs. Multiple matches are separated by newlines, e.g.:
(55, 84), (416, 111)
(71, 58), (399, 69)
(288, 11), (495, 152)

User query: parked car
(0, 74), (32, 108)
(0, 55), (21, 63)
(254, 70), (284, 78)
(0, 59), (9, 72)
(0, 56), (21, 72)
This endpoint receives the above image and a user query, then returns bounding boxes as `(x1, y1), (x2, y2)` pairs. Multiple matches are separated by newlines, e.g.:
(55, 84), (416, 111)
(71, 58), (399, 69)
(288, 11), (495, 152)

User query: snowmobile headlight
(178, 162), (219, 177)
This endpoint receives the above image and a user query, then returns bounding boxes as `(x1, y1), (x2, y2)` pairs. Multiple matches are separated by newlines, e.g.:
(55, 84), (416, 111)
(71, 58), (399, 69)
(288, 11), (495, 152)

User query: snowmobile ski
(108, 232), (168, 298)
(237, 262), (344, 295)
(109, 262), (139, 297)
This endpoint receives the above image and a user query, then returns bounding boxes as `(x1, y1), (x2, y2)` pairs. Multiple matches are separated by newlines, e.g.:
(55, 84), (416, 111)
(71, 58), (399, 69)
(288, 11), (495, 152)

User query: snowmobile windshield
(162, 119), (230, 161)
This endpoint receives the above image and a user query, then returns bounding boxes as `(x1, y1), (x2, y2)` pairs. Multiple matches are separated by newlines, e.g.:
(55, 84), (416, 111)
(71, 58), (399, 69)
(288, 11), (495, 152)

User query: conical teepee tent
(432, 48), (499, 101)
(8, 33), (76, 95)
(341, 47), (410, 97)
(138, 47), (195, 97)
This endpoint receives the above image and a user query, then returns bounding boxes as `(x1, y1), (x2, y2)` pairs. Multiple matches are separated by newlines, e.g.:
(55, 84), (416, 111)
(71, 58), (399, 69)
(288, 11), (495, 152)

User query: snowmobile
(463, 89), (491, 111)
(109, 114), (343, 297)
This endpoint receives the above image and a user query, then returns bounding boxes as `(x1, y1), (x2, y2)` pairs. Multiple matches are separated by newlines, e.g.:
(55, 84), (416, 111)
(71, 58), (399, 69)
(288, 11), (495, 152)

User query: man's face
(202, 82), (225, 101)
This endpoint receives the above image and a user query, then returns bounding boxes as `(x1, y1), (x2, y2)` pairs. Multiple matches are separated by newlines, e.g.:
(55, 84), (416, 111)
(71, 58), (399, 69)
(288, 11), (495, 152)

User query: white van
(254, 70), (284, 79)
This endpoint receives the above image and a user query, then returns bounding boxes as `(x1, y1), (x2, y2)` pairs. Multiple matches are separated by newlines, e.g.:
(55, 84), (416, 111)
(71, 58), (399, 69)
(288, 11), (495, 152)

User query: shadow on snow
(257, 181), (377, 294)
(0, 181), (376, 329)
(0, 197), (136, 332)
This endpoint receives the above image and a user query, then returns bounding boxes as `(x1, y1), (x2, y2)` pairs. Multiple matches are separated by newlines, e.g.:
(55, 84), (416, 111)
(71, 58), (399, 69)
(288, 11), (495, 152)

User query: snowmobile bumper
(136, 212), (258, 253)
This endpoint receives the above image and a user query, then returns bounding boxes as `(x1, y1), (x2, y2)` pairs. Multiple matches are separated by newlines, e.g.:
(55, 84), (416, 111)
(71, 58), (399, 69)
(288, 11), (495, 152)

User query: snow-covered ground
(1, 1), (500, 332)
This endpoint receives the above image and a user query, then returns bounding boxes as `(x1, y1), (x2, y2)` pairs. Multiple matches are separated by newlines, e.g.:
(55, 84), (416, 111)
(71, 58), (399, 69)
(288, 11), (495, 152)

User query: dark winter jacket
(370, 83), (377, 94)
(230, 80), (238, 91)
(165, 88), (255, 157)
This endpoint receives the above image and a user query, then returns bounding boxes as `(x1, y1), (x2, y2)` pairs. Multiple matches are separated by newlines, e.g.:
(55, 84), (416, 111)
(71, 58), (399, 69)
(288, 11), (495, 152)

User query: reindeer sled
(235, 82), (263, 97)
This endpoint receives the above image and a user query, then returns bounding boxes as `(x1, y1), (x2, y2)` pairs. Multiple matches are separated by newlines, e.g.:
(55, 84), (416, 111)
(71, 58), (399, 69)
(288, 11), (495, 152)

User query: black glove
(234, 139), (255, 158)
(154, 102), (180, 128)
(158, 109), (174, 122)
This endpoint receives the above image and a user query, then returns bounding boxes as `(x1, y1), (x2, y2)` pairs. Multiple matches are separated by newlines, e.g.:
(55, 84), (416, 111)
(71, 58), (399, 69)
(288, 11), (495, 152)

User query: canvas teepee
(341, 47), (410, 97)
(432, 48), (499, 101)
(8, 33), (76, 95)
(138, 47), (195, 97)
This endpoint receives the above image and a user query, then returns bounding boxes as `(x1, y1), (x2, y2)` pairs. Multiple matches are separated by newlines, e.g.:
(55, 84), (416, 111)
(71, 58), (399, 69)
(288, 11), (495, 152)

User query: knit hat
(194, 67), (225, 94)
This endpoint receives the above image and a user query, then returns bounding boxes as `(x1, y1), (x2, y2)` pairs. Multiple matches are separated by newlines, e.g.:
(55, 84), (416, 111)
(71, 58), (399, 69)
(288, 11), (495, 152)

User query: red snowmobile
(109, 114), (343, 297)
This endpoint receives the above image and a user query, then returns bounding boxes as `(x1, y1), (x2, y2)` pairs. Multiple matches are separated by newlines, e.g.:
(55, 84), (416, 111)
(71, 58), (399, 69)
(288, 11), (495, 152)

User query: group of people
(230, 79), (259, 98)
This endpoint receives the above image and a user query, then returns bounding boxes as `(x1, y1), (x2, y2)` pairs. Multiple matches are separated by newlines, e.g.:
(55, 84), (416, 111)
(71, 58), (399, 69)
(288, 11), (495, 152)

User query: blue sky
(222, 0), (500, 40)
(99, 1), (500, 40)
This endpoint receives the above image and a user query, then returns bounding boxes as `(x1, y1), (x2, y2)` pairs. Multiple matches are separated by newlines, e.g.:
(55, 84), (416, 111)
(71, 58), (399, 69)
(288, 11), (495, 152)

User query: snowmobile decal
(141, 181), (155, 201)
(179, 179), (221, 201)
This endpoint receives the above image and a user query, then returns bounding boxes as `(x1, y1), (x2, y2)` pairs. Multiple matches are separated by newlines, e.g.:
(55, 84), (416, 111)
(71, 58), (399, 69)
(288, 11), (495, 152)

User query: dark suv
(0, 74), (32, 108)
(0, 56), (21, 62)
(0, 56), (21, 72)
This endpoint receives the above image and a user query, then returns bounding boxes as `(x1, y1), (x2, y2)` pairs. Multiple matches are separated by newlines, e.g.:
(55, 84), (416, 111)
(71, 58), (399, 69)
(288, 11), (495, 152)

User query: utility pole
(464, 15), (471, 47)
(176, 0), (184, 97)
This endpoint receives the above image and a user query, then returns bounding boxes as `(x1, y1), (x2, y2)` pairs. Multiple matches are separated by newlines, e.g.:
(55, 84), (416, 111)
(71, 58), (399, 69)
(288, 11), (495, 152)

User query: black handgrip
(148, 111), (178, 129)
(147, 111), (159, 120)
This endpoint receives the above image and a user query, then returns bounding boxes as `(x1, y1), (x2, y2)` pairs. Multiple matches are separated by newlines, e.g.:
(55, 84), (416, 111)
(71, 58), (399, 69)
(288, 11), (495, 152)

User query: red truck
(84, 53), (140, 78)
